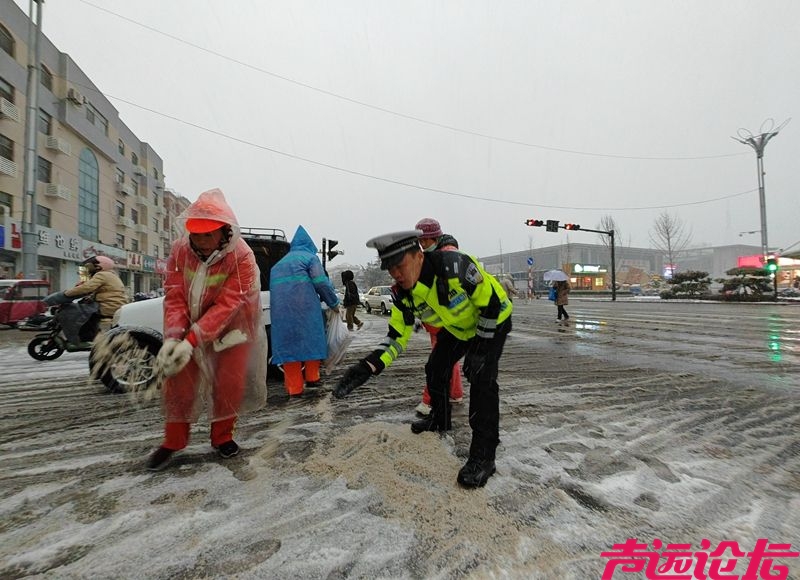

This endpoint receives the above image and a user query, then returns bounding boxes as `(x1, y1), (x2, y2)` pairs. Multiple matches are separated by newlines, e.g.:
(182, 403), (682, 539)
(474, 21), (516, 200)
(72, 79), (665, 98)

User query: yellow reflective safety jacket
(366, 250), (512, 372)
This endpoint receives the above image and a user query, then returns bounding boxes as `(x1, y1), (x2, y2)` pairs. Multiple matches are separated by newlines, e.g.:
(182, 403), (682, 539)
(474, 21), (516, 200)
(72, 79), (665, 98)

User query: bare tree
(596, 215), (625, 276)
(649, 211), (692, 275)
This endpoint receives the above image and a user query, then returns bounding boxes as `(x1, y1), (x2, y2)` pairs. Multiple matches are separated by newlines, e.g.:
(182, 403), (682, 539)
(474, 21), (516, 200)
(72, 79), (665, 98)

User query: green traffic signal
(765, 257), (778, 273)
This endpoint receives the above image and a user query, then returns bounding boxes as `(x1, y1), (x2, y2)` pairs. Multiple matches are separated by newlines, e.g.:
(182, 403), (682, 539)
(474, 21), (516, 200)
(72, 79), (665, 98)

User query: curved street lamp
(731, 118), (791, 261)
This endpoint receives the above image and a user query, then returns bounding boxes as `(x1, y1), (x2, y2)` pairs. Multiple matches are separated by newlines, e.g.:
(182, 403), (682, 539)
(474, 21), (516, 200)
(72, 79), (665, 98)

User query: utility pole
(21, 0), (44, 279)
(732, 118), (790, 262)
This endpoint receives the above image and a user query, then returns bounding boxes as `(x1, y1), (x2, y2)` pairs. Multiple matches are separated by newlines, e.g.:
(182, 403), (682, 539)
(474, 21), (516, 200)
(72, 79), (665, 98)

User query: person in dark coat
(554, 279), (570, 322)
(341, 270), (363, 331)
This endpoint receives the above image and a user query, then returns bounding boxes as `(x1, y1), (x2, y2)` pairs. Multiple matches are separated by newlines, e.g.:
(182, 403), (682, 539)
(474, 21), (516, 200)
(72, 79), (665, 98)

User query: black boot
(410, 414), (452, 434)
(457, 457), (496, 488)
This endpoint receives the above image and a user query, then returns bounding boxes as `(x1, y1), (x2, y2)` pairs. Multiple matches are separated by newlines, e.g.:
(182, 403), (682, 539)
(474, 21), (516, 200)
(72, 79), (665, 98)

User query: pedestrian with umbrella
(544, 270), (571, 323)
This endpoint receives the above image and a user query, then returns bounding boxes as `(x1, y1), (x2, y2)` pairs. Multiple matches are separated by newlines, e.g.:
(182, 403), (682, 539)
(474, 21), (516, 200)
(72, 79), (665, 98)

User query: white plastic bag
(324, 309), (353, 373)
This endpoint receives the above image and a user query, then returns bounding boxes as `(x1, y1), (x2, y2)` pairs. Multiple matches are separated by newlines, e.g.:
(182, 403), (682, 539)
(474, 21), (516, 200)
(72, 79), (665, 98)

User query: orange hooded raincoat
(162, 189), (267, 423)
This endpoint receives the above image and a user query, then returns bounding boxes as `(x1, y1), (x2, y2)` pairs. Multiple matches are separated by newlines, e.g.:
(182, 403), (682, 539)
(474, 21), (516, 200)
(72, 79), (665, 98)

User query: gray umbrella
(543, 270), (569, 282)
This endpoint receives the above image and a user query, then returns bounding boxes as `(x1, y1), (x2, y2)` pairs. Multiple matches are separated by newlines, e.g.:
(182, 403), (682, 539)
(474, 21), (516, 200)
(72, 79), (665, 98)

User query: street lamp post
(21, 0), (44, 279)
(732, 118), (790, 262)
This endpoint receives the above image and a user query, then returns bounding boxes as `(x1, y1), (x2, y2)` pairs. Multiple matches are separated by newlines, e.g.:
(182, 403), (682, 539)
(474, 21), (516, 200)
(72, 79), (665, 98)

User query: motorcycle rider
(48, 256), (128, 349)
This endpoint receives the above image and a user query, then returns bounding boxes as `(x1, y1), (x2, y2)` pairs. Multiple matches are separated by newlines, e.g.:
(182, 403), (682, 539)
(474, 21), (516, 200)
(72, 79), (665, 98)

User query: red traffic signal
(564, 223), (581, 231)
(525, 219), (544, 227)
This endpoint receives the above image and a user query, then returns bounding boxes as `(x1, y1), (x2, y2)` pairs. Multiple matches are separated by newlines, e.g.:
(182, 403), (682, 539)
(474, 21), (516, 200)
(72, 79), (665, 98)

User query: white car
(362, 285), (394, 315)
(89, 228), (289, 393)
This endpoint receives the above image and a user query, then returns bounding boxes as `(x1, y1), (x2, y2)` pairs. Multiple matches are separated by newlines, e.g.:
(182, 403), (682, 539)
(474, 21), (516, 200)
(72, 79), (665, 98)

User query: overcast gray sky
(15, 0), (799, 265)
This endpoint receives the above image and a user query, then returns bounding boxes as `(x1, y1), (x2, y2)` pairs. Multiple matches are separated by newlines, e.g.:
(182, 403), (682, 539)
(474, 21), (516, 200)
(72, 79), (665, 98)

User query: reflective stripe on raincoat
(162, 188), (267, 422)
(270, 225), (340, 364)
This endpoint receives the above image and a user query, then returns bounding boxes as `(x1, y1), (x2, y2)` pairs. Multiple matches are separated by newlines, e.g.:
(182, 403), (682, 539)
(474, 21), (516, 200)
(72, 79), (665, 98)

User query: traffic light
(525, 219), (544, 227)
(326, 239), (340, 262)
(765, 257), (778, 273)
(546, 220), (559, 232)
(564, 223), (581, 231)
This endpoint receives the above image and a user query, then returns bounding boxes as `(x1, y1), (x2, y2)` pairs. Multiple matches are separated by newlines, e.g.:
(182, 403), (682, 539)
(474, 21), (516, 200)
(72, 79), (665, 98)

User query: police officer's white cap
(366, 230), (423, 270)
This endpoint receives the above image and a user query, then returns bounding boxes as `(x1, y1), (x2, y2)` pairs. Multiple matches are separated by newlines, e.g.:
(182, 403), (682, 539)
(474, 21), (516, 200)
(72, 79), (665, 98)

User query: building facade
(480, 241), (765, 294)
(0, 0), (188, 294)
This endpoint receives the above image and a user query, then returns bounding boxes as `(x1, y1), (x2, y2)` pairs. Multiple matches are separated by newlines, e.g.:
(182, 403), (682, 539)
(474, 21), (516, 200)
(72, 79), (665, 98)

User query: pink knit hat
(415, 218), (443, 240)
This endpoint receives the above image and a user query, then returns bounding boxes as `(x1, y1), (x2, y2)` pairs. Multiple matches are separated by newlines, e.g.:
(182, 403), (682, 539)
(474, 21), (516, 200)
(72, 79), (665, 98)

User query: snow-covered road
(1, 299), (798, 578)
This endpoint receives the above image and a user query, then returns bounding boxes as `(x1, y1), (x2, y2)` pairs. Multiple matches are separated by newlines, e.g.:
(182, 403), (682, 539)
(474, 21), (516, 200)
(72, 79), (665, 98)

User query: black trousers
(425, 317), (511, 460)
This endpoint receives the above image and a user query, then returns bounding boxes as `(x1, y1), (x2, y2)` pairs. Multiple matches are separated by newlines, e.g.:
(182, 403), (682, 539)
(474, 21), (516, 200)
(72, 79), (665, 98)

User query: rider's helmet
(81, 255), (116, 275)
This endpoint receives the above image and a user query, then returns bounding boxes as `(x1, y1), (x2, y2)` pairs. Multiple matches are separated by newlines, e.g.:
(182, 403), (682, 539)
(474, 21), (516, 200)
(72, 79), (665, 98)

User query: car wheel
(381, 302), (389, 315)
(90, 331), (161, 394)
(365, 302), (372, 313)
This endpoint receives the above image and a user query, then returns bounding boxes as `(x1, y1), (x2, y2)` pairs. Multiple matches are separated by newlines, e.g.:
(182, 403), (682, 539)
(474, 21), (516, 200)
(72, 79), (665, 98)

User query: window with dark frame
(36, 205), (51, 228)
(36, 156), (52, 183)
(131, 239), (139, 252)
(38, 109), (52, 135)
(0, 77), (12, 103)
(115, 200), (125, 217)
(115, 233), (125, 249)
(0, 191), (12, 216)
(39, 65), (53, 91)
(118, 139), (125, 155)
(0, 134), (12, 160)
(131, 207), (138, 224)
(131, 152), (138, 165)
(115, 168), (125, 183)
(0, 25), (12, 58)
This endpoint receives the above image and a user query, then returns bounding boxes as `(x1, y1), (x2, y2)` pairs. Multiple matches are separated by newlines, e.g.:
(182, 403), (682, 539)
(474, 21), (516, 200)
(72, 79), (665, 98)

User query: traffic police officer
(334, 230), (512, 488)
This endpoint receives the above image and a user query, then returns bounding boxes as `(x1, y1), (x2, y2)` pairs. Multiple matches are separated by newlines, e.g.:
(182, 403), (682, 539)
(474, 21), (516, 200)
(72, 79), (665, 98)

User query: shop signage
(573, 264), (607, 274)
(127, 252), (143, 270)
(35, 226), (82, 261)
(81, 241), (127, 267)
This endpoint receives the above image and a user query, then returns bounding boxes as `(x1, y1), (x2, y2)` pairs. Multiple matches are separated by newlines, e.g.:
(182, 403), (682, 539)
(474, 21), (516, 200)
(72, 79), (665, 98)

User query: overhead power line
(105, 92), (756, 212)
(76, 0), (747, 162)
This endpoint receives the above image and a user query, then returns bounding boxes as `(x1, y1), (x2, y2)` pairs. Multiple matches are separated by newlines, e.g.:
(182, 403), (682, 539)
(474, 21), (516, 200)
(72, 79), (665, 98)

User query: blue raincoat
(270, 226), (340, 364)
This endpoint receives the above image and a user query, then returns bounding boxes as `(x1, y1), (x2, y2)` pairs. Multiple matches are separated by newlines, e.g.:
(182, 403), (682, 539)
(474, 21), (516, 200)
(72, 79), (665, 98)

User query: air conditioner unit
(133, 165), (147, 177)
(154, 205), (165, 215)
(45, 136), (72, 155)
(67, 87), (85, 106)
(45, 183), (72, 201)
(0, 157), (18, 177)
(116, 182), (135, 196)
(0, 98), (21, 122)
(136, 196), (148, 208)
(116, 216), (134, 228)
(134, 224), (148, 234)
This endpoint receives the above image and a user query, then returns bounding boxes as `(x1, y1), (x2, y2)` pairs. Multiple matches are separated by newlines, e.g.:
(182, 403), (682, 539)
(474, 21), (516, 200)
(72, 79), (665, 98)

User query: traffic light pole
(577, 227), (616, 302)
(525, 219), (617, 300)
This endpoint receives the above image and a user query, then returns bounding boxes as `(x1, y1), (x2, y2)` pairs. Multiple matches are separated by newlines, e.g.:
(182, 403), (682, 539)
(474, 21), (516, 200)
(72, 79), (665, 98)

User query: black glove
(463, 337), (490, 383)
(333, 360), (373, 398)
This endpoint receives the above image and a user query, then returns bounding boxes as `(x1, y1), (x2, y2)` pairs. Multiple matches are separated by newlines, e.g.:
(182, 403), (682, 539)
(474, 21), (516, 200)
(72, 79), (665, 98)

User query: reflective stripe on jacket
(368, 250), (512, 371)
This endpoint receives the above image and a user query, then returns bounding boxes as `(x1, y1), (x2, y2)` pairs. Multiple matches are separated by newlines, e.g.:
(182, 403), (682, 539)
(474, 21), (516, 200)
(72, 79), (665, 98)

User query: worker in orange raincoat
(147, 188), (267, 471)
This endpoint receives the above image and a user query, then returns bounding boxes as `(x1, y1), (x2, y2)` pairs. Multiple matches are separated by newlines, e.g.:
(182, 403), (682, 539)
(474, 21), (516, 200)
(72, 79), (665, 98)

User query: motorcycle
(25, 294), (100, 361)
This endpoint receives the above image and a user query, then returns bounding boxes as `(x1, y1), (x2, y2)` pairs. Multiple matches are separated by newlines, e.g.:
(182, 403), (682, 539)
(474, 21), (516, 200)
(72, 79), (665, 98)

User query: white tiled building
(0, 0), (189, 294)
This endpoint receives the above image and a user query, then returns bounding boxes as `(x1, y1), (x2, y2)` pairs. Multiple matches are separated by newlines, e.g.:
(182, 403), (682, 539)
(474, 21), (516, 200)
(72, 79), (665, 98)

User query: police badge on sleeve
(464, 262), (483, 285)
